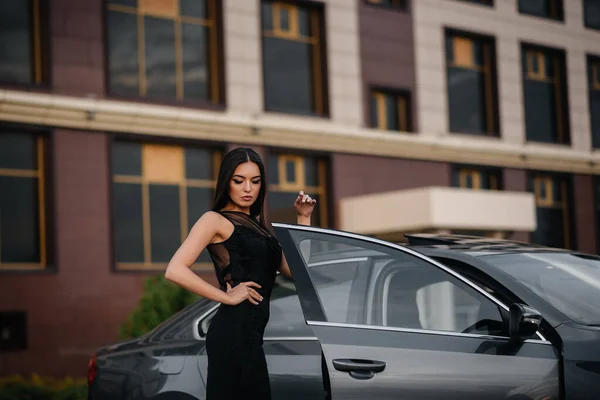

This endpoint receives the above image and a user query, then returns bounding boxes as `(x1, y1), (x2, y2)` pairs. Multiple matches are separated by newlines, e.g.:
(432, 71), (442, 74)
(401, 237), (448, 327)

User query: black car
(88, 224), (600, 400)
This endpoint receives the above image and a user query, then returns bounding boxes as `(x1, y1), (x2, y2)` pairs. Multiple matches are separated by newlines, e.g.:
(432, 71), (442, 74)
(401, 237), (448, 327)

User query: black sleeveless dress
(205, 211), (282, 400)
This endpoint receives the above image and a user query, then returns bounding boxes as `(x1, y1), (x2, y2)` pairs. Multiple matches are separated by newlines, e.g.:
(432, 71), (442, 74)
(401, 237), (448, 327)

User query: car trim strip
(306, 320), (551, 344)
(263, 336), (319, 341)
(273, 223), (549, 343)
(308, 257), (369, 267)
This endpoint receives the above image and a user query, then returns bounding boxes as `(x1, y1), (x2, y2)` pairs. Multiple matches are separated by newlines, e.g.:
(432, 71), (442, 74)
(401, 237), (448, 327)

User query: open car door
(274, 224), (560, 400)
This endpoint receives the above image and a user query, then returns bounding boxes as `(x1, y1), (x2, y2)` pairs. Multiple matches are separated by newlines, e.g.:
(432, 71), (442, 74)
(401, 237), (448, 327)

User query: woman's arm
(278, 192), (316, 280)
(165, 211), (263, 305)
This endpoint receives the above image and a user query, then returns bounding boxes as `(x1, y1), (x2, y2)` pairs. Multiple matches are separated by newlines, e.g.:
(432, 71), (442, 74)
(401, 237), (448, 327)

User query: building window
(0, 311), (27, 351)
(585, 0), (600, 30)
(0, 130), (51, 270)
(451, 0), (494, 6)
(589, 56), (600, 148)
(0, 0), (48, 86)
(267, 153), (328, 227)
(261, 1), (328, 116)
(445, 30), (499, 136)
(105, 0), (221, 103)
(522, 45), (569, 144)
(595, 177), (600, 254)
(530, 174), (572, 249)
(111, 140), (222, 270)
(370, 90), (411, 132)
(452, 166), (502, 190)
(365, 0), (408, 11)
(518, 0), (563, 21)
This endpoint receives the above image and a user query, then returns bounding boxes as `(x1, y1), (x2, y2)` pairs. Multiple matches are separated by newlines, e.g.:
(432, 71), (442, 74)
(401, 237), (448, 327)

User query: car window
(150, 297), (215, 341)
(264, 274), (314, 337)
(199, 274), (313, 338)
(289, 230), (509, 337)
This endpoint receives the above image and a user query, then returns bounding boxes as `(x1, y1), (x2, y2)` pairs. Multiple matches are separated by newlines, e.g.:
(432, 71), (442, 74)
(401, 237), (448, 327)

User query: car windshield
(481, 252), (600, 326)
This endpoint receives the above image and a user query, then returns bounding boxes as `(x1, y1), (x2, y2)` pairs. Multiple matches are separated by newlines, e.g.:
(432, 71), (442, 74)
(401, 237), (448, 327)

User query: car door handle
(332, 359), (386, 380)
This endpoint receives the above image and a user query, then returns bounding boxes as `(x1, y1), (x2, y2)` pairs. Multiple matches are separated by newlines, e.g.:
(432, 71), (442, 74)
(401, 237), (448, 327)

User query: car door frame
(274, 222), (549, 342)
(274, 223), (561, 400)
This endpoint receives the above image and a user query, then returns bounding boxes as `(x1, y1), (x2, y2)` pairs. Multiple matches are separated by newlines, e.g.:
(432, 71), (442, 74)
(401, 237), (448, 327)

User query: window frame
(268, 152), (329, 228)
(0, 0), (49, 88)
(110, 138), (223, 271)
(370, 88), (412, 132)
(445, 28), (499, 136)
(453, 165), (502, 190)
(104, 0), (223, 106)
(451, 0), (494, 7)
(0, 127), (53, 272)
(364, 0), (409, 12)
(276, 224), (549, 342)
(521, 43), (570, 145)
(260, 0), (329, 117)
(518, 0), (564, 22)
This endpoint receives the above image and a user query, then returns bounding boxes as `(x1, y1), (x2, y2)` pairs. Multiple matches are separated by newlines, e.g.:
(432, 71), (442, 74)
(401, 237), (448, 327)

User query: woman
(165, 147), (316, 400)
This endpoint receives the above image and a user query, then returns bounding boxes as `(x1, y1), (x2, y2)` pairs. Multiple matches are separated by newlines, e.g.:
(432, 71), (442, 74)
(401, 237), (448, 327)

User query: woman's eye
(233, 180), (242, 184)
(252, 180), (261, 184)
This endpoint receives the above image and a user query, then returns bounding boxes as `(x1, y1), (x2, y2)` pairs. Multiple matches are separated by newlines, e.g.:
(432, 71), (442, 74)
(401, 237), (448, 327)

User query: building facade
(1, 0), (600, 377)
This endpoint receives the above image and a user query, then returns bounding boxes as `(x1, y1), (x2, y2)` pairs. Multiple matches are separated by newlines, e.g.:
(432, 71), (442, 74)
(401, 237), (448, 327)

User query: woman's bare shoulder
(194, 211), (234, 243)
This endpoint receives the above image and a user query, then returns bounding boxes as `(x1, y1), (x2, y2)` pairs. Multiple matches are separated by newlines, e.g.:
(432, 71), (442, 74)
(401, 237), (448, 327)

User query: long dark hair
(212, 147), (271, 231)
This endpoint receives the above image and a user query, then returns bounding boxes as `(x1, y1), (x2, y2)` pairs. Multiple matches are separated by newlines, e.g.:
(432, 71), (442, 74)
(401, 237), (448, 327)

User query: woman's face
(228, 161), (262, 209)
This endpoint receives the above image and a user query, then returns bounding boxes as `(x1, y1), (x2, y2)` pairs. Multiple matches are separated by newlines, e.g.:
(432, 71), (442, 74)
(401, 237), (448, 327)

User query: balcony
(339, 187), (536, 239)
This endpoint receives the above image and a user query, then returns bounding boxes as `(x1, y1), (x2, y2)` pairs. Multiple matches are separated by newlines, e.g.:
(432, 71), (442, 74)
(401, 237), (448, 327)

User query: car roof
(402, 233), (570, 255)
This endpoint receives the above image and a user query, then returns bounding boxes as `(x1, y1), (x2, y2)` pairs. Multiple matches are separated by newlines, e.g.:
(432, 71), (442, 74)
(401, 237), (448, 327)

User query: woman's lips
(241, 196), (253, 201)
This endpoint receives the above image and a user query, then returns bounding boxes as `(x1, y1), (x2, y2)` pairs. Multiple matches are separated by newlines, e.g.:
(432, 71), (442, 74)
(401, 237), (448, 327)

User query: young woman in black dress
(165, 147), (316, 400)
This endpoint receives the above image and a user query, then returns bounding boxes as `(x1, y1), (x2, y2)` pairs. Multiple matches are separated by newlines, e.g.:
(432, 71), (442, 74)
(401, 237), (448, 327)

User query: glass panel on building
(105, 0), (220, 103)
(262, 1), (327, 116)
(445, 30), (498, 136)
(111, 141), (221, 270)
(522, 46), (569, 144)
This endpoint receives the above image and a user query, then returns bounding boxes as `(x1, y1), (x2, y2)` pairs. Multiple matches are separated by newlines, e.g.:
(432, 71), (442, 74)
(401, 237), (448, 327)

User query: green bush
(119, 274), (199, 339)
(0, 375), (87, 400)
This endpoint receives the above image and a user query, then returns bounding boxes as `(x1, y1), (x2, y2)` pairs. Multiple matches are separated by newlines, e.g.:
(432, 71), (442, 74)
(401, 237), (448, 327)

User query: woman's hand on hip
(224, 281), (263, 305)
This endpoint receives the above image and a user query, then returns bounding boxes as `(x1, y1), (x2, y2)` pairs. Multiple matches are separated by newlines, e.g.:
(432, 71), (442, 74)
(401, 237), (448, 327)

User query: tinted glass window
(0, 176), (40, 263)
(0, 0), (33, 85)
(585, 0), (600, 29)
(519, 0), (563, 20)
(264, 275), (313, 337)
(152, 297), (214, 341)
(289, 231), (509, 336)
(589, 58), (600, 148)
(111, 141), (221, 268)
(263, 37), (313, 115)
(445, 32), (497, 136)
(261, 1), (326, 116)
(483, 253), (600, 325)
(112, 182), (145, 263)
(106, 10), (139, 96)
(149, 184), (181, 263)
(106, 0), (218, 102)
(200, 275), (312, 338)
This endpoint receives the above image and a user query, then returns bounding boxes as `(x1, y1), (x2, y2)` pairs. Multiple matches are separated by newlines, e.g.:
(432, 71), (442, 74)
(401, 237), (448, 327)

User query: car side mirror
(509, 303), (542, 341)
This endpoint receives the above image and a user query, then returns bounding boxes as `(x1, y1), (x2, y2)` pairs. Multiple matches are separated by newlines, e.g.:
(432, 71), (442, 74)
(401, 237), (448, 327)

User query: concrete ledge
(339, 187), (536, 235)
(2, 89), (600, 174)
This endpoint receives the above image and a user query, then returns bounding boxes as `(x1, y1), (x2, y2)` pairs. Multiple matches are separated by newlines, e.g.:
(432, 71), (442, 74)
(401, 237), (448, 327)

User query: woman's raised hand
(225, 281), (263, 305)
(294, 190), (317, 218)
